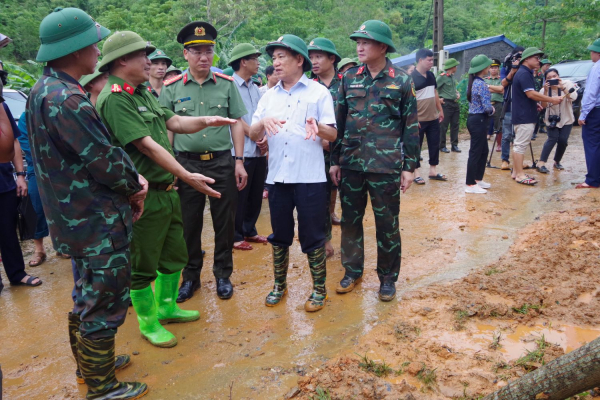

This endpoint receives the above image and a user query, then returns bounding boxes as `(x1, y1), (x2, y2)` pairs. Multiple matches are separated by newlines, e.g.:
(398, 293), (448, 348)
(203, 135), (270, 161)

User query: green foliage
(4, 61), (40, 94)
(515, 334), (549, 369)
(512, 303), (542, 315)
(355, 353), (393, 377)
(310, 386), (332, 400)
(416, 364), (437, 391)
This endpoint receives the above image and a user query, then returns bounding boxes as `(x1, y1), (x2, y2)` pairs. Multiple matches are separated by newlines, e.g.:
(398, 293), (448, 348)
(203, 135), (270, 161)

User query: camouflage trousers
(72, 247), (132, 339)
(340, 169), (402, 282)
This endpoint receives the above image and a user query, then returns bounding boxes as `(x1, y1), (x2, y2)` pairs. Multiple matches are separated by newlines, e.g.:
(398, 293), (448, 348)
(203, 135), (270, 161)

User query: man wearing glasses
(159, 22), (248, 302)
(227, 43), (269, 252)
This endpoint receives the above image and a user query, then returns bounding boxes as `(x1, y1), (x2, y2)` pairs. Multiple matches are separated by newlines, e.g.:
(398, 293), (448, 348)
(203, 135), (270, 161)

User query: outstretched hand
(305, 117), (319, 141)
(263, 117), (286, 137)
(206, 116), (238, 127)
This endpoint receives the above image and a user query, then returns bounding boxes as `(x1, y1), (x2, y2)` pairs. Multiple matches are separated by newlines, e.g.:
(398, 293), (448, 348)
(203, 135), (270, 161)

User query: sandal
(516, 177), (537, 186)
(233, 241), (253, 250)
(56, 252), (71, 259)
(575, 183), (599, 189)
(12, 275), (43, 287)
(428, 173), (448, 181)
(245, 235), (268, 244)
(414, 177), (426, 185)
(29, 252), (47, 267)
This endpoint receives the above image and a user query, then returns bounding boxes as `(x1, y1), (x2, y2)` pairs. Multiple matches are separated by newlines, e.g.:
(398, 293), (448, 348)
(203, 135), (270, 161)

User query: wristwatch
(234, 156), (244, 162)
(15, 171), (26, 177)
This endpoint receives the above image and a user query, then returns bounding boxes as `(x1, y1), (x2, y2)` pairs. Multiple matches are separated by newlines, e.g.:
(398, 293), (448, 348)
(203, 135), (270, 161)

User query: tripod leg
(487, 133), (497, 166)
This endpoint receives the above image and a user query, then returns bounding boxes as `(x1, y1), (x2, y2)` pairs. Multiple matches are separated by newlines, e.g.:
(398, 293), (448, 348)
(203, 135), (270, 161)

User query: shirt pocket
(378, 89), (402, 118)
(294, 101), (318, 126)
(346, 88), (367, 115)
(140, 111), (158, 124)
(209, 98), (229, 117)
(174, 101), (195, 115)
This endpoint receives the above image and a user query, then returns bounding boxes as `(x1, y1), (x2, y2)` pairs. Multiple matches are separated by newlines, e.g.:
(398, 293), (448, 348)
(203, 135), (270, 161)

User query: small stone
(132, 351), (140, 356)
(502, 235), (509, 239)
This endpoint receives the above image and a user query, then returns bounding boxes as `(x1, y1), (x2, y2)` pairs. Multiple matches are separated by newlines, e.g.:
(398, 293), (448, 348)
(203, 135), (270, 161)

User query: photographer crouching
(536, 68), (578, 173)
(510, 47), (562, 185)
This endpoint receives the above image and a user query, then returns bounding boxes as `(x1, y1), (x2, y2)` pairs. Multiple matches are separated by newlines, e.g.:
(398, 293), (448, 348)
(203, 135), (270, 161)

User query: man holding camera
(511, 47), (562, 185)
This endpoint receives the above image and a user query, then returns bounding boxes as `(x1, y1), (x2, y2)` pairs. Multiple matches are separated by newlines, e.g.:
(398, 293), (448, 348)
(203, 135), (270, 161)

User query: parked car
(551, 60), (594, 123)
(2, 88), (27, 122)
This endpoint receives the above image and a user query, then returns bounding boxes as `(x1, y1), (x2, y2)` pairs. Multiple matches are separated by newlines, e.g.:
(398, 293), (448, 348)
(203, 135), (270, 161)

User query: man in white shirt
(249, 34), (337, 313)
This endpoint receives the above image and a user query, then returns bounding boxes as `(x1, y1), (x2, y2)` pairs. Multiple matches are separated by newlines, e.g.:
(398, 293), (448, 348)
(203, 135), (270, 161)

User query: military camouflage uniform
(533, 70), (546, 135)
(27, 67), (142, 338)
(332, 59), (419, 283)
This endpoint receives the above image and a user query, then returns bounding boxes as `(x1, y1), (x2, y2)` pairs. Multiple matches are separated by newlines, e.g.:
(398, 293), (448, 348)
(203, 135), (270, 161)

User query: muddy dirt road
(1, 127), (597, 399)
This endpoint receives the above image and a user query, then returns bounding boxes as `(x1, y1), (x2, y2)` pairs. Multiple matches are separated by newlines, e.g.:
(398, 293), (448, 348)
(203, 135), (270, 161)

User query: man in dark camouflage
(27, 8), (149, 399)
(330, 20), (419, 302)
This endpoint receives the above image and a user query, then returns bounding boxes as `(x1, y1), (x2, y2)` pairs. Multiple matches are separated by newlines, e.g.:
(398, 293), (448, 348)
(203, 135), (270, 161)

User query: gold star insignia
(195, 26), (206, 36)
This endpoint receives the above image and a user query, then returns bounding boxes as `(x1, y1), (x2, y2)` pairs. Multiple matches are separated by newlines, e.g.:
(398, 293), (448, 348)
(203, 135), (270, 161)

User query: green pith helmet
(265, 34), (312, 72)
(349, 20), (396, 53)
(79, 66), (104, 87)
(37, 7), (110, 62)
(165, 65), (182, 74)
(521, 47), (544, 61)
(443, 58), (459, 70)
(338, 58), (358, 71)
(222, 66), (234, 76)
(540, 58), (551, 65)
(588, 38), (600, 53)
(148, 49), (172, 67)
(468, 54), (493, 74)
(228, 43), (261, 65)
(307, 38), (341, 63)
(97, 31), (155, 72)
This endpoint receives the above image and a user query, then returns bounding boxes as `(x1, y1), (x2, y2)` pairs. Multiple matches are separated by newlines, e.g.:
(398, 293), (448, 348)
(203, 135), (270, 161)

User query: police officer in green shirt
(147, 49), (172, 97)
(437, 58), (461, 153)
(96, 31), (238, 348)
(484, 59), (504, 143)
(159, 22), (248, 302)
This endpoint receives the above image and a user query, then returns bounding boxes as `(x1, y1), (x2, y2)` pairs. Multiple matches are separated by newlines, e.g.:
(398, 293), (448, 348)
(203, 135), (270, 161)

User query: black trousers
(416, 119), (440, 168)
(177, 153), (237, 281)
(267, 182), (327, 253)
(540, 124), (572, 163)
(466, 114), (490, 185)
(440, 100), (460, 148)
(0, 189), (27, 283)
(234, 157), (267, 242)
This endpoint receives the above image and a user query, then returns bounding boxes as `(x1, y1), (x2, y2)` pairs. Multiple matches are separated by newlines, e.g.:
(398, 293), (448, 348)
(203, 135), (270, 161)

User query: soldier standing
(338, 58), (358, 74)
(27, 8), (148, 399)
(249, 34), (337, 312)
(159, 22), (248, 302)
(308, 37), (343, 258)
(330, 20), (419, 302)
(147, 49), (172, 97)
(437, 58), (461, 153)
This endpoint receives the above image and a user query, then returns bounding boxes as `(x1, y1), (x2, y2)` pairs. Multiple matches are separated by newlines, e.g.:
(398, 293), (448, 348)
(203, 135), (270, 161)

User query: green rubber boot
(155, 271), (200, 324)
(130, 286), (177, 348)
(265, 245), (289, 306)
(305, 247), (327, 312)
(77, 333), (148, 399)
(69, 313), (132, 384)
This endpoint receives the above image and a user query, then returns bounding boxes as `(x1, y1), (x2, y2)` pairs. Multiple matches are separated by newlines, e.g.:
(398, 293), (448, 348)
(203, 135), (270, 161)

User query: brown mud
(1, 127), (599, 399)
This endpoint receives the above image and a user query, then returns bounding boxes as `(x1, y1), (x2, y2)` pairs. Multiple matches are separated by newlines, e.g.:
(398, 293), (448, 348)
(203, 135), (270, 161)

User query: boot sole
(305, 295), (328, 312)
(378, 292), (397, 302)
(141, 334), (177, 348)
(130, 386), (149, 400)
(158, 315), (201, 325)
(76, 357), (132, 384)
(265, 289), (287, 307)
(336, 277), (362, 294)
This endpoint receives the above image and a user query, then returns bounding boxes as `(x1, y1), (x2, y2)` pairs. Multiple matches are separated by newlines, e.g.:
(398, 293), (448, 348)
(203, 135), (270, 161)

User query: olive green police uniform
(159, 22), (247, 290)
(97, 31), (200, 350)
(437, 58), (461, 150)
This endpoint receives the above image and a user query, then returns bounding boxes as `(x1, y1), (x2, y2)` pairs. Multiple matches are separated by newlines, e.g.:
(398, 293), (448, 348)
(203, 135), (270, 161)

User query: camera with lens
(548, 114), (561, 128)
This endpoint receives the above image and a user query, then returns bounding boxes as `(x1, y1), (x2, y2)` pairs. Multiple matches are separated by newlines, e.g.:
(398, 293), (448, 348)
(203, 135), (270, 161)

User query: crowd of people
(0, 7), (599, 399)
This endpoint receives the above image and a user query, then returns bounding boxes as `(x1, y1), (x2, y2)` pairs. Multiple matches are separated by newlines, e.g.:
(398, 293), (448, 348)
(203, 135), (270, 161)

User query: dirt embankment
(294, 191), (600, 399)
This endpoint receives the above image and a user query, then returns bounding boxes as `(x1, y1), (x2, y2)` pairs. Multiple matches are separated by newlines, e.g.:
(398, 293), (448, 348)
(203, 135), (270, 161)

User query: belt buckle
(165, 183), (174, 191)
(199, 153), (213, 161)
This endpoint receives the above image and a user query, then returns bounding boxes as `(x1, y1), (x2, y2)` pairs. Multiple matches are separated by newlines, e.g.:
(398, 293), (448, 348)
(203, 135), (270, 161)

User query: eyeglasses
(187, 48), (214, 57)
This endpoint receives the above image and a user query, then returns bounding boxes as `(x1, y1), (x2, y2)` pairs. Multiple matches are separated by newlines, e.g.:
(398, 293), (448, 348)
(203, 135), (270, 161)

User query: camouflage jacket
(27, 67), (142, 257)
(331, 59), (419, 174)
(534, 71), (544, 91)
(314, 71), (343, 161)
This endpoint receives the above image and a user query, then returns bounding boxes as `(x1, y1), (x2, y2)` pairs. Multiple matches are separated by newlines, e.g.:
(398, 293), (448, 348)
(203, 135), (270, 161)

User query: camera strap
(548, 87), (562, 118)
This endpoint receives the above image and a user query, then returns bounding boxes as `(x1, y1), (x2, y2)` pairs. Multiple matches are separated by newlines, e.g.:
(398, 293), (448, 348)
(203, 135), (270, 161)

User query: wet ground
(0, 127), (595, 399)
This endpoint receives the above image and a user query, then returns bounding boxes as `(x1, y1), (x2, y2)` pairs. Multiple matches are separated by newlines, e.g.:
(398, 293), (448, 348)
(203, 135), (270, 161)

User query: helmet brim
(98, 41), (156, 72)
(266, 42), (312, 72)
(349, 31), (396, 53)
(36, 25), (110, 63)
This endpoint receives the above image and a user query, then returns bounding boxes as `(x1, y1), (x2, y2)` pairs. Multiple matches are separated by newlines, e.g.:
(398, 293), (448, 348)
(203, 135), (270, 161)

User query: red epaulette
(313, 78), (319, 82)
(337, 73), (343, 80)
(147, 87), (153, 92)
(388, 67), (395, 78)
(214, 72), (234, 81)
(111, 84), (122, 93)
(164, 74), (183, 86)
(122, 83), (134, 95)
(440, 72), (447, 76)
(357, 66), (365, 74)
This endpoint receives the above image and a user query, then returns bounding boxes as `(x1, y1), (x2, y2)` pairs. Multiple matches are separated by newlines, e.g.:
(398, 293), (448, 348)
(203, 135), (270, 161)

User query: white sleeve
(252, 91), (268, 125)
(317, 87), (336, 127)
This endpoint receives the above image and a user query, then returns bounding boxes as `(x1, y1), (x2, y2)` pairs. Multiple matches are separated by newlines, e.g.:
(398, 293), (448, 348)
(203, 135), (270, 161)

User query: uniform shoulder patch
(214, 72), (234, 81)
(388, 67), (395, 78)
(164, 74), (183, 86)
(337, 73), (343, 80)
(357, 66), (365, 74)
(111, 84), (122, 93)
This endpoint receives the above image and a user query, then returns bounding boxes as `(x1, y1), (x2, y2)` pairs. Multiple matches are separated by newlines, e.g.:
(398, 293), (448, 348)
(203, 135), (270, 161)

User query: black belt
(178, 150), (229, 161)
(148, 182), (175, 191)
(442, 98), (457, 103)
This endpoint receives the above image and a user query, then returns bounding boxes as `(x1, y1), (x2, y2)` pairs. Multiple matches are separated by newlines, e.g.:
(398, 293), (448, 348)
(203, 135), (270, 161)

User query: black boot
(176, 280), (200, 303)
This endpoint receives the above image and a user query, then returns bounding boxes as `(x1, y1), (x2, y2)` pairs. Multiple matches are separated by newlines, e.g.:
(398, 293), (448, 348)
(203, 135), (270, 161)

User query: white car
(3, 88), (27, 122)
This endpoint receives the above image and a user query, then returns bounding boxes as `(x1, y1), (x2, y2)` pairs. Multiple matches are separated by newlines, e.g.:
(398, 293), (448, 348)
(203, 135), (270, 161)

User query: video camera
(503, 52), (522, 70)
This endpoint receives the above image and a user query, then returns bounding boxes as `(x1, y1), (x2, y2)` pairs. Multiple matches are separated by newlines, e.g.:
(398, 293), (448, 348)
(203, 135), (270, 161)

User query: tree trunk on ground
(484, 337), (600, 399)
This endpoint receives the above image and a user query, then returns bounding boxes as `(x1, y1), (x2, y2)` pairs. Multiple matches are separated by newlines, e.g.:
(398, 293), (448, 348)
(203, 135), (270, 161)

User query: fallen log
(484, 336), (600, 400)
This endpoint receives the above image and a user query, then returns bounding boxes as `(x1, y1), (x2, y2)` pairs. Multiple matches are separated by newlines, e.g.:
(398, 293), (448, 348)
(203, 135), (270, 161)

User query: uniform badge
(360, 25), (366, 30)
(411, 82), (416, 97)
(138, 106), (148, 112)
(157, 51), (162, 55)
(195, 26), (206, 36)
(349, 84), (365, 89)
(357, 66), (365, 74)
(176, 97), (191, 104)
(111, 84), (122, 93)
(388, 67), (395, 78)
(386, 84), (400, 89)
(277, 36), (284, 42)
(309, 41), (314, 46)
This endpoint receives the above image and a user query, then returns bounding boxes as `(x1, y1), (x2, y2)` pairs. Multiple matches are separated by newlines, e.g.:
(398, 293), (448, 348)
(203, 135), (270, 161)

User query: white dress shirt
(252, 74), (336, 184)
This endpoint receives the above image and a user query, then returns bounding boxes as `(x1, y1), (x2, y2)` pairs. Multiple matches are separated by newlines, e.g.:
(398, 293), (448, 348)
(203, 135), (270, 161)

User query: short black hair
(544, 68), (559, 79)
(416, 48), (434, 62)
(231, 59), (242, 72)
(265, 66), (275, 76)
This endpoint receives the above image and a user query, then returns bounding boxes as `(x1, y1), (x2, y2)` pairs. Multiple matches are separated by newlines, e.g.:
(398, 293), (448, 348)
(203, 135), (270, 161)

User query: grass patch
(512, 303), (542, 315)
(489, 331), (503, 350)
(395, 361), (411, 376)
(485, 266), (503, 276)
(515, 335), (549, 370)
(310, 387), (332, 400)
(454, 309), (470, 330)
(356, 353), (393, 377)
(416, 364), (437, 391)
(394, 321), (421, 341)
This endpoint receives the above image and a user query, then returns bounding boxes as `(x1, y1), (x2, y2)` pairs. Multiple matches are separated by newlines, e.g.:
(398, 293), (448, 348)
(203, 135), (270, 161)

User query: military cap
(165, 65), (182, 74)
(37, 7), (110, 62)
(540, 58), (552, 65)
(307, 38), (341, 63)
(587, 38), (600, 53)
(148, 49), (172, 67)
(229, 43), (261, 65)
(468, 54), (492, 74)
(79, 65), (104, 87)
(265, 34), (312, 72)
(222, 66), (234, 76)
(490, 58), (501, 67)
(177, 21), (217, 47)
(251, 75), (262, 85)
(349, 20), (396, 53)
(338, 58), (357, 71)
(443, 58), (459, 70)
(521, 47), (544, 61)
(97, 31), (155, 72)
